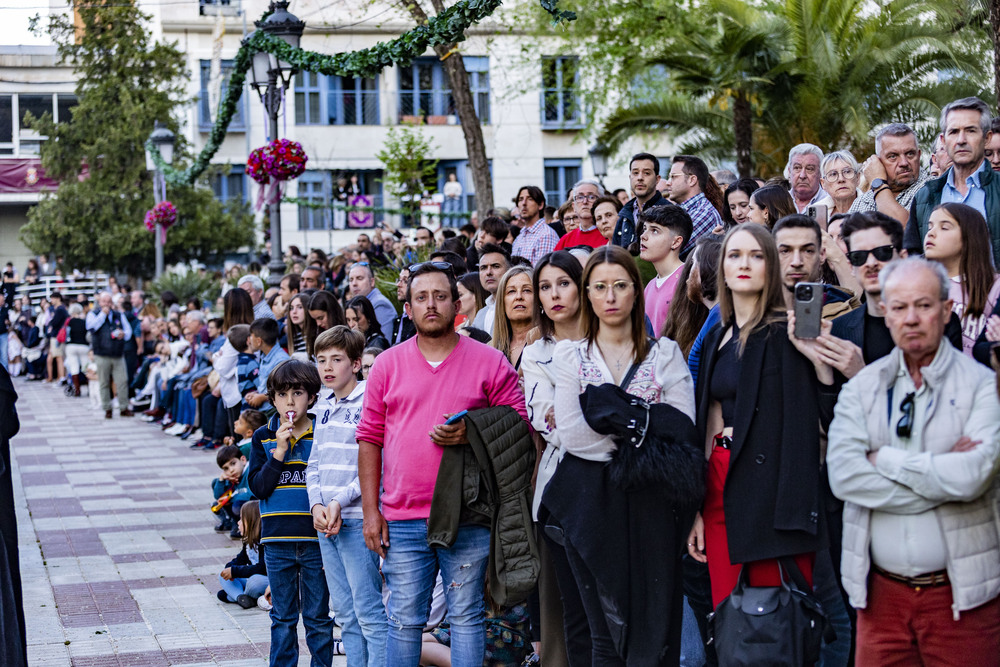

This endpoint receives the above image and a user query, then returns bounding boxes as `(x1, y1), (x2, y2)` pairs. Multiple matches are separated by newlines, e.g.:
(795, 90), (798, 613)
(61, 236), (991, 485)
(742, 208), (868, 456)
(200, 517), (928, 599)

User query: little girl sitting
(217, 500), (268, 609)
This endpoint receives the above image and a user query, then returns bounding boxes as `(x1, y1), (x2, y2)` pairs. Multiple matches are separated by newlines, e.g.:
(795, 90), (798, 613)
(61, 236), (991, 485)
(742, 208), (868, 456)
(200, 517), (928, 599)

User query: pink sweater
(355, 335), (528, 521)
(644, 266), (683, 337)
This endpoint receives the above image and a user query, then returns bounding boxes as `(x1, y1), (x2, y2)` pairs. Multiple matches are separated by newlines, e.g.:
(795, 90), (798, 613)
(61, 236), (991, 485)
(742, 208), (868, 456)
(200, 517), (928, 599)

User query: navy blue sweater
(247, 414), (317, 543)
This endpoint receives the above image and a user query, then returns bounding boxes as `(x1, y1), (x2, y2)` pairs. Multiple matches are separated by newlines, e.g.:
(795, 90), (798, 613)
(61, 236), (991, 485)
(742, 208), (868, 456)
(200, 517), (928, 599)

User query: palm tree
(600, 0), (989, 177)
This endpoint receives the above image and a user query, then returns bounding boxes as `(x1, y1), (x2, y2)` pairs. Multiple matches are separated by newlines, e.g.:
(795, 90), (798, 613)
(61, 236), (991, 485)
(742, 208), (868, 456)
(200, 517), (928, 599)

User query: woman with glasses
(491, 266), (535, 368)
(346, 295), (389, 351)
(923, 203), (1000, 357)
(520, 251), (584, 663)
(688, 225), (832, 616)
(542, 245), (698, 665)
(556, 201), (579, 234)
(820, 151), (862, 215)
(554, 180), (610, 251)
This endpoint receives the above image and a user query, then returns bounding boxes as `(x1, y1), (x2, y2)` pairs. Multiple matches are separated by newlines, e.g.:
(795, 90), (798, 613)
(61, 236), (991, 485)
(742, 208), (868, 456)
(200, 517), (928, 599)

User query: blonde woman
(491, 266), (535, 369)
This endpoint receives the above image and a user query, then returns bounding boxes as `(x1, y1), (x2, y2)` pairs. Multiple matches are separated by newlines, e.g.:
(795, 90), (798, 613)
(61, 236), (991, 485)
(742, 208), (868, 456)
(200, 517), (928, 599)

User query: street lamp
(145, 122), (176, 279)
(245, 0), (305, 287)
(589, 142), (609, 189)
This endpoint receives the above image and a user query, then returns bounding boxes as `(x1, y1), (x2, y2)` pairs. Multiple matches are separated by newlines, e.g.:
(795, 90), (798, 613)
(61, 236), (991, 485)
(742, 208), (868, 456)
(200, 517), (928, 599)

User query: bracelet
(873, 186), (891, 197)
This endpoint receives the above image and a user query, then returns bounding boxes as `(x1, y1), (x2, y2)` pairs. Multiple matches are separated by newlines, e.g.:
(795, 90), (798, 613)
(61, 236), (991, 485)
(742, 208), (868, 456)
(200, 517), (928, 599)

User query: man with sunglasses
(356, 261), (528, 666)
(827, 256), (1000, 664)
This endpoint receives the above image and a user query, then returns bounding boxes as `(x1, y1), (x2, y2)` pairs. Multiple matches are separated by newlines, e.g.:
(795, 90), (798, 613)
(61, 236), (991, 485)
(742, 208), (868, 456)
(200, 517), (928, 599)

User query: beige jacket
(827, 342), (1000, 619)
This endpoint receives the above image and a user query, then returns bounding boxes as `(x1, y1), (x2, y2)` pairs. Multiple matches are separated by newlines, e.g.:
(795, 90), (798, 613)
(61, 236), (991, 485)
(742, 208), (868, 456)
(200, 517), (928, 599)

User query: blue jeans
(0, 333), (7, 370)
(264, 541), (333, 667)
(381, 521), (489, 667)
(815, 549), (852, 667)
(218, 573), (269, 602)
(317, 519), (387, 667)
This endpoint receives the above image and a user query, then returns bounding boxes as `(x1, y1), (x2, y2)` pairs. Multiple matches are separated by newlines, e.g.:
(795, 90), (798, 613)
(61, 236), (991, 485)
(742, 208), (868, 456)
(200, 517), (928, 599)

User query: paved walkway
(11, 378), (343, 666)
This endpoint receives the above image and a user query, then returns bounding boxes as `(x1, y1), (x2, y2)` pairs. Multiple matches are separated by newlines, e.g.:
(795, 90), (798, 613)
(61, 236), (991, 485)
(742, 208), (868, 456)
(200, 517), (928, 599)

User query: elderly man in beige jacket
(827, 257), (1000, 665)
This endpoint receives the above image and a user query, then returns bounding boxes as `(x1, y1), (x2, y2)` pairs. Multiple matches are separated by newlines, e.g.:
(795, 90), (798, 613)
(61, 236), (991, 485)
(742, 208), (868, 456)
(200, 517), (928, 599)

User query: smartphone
(806, 204), (829, 231)
(444, 410), (469, 425)
(793, 282), (823, 339)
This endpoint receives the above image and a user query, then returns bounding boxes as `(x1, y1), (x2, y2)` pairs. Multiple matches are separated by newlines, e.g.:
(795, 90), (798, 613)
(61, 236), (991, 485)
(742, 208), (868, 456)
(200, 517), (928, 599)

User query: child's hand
(311, 504), (328, 532)
(274, 420), (293, 459)
(223, 436), (234, 446)
(324, 501), (342, 537)
(221, 567), (233, 581)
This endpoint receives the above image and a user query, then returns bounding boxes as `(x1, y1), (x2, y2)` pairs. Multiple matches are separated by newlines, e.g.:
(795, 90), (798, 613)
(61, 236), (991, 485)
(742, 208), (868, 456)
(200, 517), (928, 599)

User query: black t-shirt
(862, 311), (895, 364)
(67, 318), (88, 345)
(710, 326), (740, 426)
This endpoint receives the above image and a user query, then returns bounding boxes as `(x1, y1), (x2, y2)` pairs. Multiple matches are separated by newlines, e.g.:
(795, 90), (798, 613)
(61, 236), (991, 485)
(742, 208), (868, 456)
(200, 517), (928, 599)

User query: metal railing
(13, 274), (111, 304)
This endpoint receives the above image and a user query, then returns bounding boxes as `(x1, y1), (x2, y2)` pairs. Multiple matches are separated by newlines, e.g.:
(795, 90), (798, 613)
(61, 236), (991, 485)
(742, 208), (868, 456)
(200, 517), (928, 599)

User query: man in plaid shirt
(667, 155), (723, 254)
(511, 185), (559, 265)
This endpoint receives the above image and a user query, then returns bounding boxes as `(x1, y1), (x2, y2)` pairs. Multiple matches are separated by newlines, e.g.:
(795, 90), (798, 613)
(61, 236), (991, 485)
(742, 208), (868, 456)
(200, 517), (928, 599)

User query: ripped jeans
(381, 520), (489, 667)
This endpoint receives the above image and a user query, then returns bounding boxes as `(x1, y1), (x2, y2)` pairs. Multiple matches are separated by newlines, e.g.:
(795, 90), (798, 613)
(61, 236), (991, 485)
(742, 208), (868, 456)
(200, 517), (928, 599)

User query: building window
(297, 171), (328, 231)
(295, 73), (379, 126)
(211, 166), (246, 204)
(544, 159), (581, 207)
(56, 95), (77, 124)
(541, 57), (582, 128)
(0, 96), (13, 154)
(294, 71), (324, 125)
(199, 60), (246, 132)
(398, 57), (489, 123)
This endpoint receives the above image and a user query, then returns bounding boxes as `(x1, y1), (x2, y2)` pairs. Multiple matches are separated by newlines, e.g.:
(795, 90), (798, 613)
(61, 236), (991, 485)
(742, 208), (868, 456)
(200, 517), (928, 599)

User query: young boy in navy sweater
(247, 359), (333, 667)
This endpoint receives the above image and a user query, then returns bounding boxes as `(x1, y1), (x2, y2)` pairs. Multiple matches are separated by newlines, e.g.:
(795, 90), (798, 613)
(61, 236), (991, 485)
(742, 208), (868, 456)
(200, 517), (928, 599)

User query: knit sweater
(247, 414), (317, 543)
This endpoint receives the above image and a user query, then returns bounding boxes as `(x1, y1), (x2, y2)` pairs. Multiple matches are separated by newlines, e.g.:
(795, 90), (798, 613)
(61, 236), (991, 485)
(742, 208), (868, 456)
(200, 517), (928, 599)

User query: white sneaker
(165, 423), (187, 436)
(258, 596), (272, 611)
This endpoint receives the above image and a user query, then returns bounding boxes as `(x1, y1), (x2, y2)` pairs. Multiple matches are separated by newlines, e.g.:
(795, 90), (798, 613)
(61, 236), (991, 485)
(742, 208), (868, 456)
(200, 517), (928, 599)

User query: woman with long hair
(923, 202), (1000, 356)
(456, 272), (488, 332)
(541, 245), (699, 665)
(746, 185), (796, 229)
(308, 290), (346, 333)
(722, 178), (760, 229)
(662, 256), (707, 357)
(491, 266), (535, 368)
(688, 224), (830, 617)
(682, 236), (725, 386)
(285, 293), (316, 360)
(222, 288), (255, 332)
(346, 296), (389, 351)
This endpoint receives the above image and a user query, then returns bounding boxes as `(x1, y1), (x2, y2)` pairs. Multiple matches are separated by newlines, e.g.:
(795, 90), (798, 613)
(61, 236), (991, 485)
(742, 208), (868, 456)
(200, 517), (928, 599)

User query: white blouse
(521, 337), (563, 520)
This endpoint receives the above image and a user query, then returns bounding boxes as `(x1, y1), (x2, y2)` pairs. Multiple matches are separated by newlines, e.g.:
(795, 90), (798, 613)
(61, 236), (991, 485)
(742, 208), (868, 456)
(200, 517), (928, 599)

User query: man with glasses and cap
(826, 256), (1000, 664)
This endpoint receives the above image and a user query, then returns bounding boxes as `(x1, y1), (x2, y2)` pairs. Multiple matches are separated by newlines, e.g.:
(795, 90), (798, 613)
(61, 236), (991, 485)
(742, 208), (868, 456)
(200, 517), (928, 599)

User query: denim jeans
(381, 520), (489, 667)
(264, 541), (333, 667)
(815, 549), (853, 667)
(317, 519), (387, 667)
(218, 573), (269, 602)
(0, 333), (7, 370)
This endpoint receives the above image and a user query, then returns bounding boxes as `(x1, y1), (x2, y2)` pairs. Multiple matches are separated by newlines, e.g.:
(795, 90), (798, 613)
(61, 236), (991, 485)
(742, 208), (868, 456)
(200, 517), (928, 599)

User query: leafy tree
(20, 0), (255, 278)
(376, 123), (439, 224)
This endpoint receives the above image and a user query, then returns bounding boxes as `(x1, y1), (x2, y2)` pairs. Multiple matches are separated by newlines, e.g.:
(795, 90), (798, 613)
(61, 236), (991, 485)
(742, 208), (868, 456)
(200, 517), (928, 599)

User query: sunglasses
(407, 261), (455, 276)
(896, 392), (916, 439)
(846, 245), (894, 267)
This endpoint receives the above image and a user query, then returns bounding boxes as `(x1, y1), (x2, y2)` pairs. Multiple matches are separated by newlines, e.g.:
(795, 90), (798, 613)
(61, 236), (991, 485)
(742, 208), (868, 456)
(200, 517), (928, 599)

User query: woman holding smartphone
(542, 245), (697, 665)
(688, 224), (832, 610)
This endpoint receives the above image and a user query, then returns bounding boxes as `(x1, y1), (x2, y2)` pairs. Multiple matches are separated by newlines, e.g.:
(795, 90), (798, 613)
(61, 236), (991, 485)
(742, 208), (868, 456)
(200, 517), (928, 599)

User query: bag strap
(777, 557), (811, 592)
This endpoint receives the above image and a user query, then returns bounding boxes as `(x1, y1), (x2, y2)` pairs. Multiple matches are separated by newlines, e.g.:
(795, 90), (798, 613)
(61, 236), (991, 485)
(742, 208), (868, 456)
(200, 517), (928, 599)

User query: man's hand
(862, 155), (888, 188)
(311, 504), (328, 533)
(363, 509), (390, 557)
(220, 567), (233, 581)
(430, 414), (468, 446)
(811, 334), (865, 380)
(324, 501), (343, 537)
(786, 313), (835, 385)
(951, 436), (981, 453)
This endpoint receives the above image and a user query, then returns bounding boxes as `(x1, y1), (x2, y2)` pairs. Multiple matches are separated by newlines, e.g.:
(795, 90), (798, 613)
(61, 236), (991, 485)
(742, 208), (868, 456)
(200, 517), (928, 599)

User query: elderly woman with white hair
(820, 150), (862, 215)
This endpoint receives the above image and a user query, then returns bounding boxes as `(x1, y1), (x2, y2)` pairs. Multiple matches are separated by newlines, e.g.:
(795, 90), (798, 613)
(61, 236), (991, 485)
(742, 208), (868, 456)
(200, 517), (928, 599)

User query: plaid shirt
(511, 218), (560, 265)
(848, 173), (929, 215)
(681, 193), (723, 253)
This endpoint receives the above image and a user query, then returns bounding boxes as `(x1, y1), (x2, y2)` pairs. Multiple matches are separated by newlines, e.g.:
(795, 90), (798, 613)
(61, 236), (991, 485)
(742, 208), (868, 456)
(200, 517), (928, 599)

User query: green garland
(147, 0), (575, 188)
(284, 195), (472, 220)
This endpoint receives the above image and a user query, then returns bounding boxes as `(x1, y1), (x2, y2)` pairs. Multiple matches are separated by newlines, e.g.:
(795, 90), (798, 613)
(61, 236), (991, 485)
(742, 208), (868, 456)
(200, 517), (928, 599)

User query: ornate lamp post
(589, 142), (609, 189)
(145, 122), (176, 278)
(245, 0), (305, 287)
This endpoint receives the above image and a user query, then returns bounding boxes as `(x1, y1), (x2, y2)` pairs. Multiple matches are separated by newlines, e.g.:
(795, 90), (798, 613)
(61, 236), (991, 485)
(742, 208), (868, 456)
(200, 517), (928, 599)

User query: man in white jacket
(827, 257), (1000, 664)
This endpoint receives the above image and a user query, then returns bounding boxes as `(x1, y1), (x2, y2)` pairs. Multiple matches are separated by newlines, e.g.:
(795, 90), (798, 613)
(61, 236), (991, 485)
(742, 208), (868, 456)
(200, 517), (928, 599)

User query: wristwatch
(870, 178), (888, 195)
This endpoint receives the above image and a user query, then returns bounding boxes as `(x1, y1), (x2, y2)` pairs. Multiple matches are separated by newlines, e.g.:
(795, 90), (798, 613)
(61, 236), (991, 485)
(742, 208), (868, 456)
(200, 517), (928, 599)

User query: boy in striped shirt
(307, 326), (387, 666)
(247, 359), (333, 667)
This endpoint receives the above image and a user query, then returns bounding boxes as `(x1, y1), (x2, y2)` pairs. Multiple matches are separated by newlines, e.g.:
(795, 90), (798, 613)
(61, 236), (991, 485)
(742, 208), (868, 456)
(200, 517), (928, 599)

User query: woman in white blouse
(541, 245), (696, 665)
(520, 250), (584, 664)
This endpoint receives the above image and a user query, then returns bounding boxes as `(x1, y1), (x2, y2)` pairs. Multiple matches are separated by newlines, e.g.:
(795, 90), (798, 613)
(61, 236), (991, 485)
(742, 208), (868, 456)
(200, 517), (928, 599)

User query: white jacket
(827, 342), (1000, 619)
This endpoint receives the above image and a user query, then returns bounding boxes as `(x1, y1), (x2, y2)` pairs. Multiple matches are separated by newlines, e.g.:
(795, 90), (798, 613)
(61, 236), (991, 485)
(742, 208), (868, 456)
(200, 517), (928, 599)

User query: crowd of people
(5, 94), (1000, 667)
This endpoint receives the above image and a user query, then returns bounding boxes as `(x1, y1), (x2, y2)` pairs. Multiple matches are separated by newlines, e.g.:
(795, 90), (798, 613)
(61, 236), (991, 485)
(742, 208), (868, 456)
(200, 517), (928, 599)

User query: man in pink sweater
(356, 262), (527, 667)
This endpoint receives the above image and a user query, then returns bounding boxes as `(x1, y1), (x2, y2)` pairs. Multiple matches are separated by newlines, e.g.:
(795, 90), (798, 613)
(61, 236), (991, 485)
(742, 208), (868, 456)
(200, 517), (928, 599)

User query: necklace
(597, 341), (633, 372)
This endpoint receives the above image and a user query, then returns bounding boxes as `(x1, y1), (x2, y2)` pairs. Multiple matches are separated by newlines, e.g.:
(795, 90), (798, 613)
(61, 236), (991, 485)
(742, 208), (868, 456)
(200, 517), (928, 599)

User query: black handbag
(709, 557), (834, 666)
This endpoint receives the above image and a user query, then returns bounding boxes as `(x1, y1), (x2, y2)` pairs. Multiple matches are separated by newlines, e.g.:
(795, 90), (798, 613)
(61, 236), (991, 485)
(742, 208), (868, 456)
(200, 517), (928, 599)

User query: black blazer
(696, 320), (828, 563)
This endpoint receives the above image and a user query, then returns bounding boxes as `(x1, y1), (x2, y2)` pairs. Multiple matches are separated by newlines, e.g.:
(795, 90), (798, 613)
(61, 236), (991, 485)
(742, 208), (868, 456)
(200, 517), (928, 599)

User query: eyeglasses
(823, 167), (857, 182)
(407, 260), (455, 276)
(587, 280), (634, 296)
(896, 392), (916, 438)
(574, 194), (599, 203)
(846, 245), (895, 267)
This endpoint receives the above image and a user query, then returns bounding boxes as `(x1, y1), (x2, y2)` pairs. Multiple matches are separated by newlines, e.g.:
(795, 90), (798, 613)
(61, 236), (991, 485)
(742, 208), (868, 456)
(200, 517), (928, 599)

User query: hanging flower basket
(144, 200), (177, 244)
(246, 145), (270, 185)
(262, 138), (308, 181)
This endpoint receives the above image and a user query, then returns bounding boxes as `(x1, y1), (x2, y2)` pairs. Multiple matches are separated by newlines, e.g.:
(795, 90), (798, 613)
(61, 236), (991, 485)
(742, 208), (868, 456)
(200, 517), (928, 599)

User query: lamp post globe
(589, 142), (609, 188)
(145, 121), (176, 278)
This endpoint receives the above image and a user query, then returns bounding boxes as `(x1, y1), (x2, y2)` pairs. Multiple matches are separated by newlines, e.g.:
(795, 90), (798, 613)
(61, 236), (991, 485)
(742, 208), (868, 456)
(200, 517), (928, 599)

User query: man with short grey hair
(553, 178), (609, 250)
(827, 256), (1000, 663)
(904, 96), (1000, 263)
(785, 143), (826, 213)
(237, 274), (275, 320)
(851, 123), (928, 224)
(347, 263), (396, 340)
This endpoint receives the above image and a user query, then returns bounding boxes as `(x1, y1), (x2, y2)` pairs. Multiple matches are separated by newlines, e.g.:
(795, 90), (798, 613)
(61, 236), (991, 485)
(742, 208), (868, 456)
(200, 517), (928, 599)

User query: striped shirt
(236, 352), (259, 409)
(247, 414), (317, 543)
(305, 382), (366, 520)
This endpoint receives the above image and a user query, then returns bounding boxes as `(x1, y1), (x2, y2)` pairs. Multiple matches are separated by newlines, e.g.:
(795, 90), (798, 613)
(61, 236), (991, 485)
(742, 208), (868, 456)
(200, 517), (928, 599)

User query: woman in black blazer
(686, 224), (833, 608)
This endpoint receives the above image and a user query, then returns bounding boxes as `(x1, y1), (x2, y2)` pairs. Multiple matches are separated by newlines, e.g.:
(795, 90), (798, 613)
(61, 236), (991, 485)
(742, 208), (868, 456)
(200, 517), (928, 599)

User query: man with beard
(613, 152), (668, 250)
(356, 262), (527, 666)
(851, 124), (928, 224)
(510, 185), (559, 265)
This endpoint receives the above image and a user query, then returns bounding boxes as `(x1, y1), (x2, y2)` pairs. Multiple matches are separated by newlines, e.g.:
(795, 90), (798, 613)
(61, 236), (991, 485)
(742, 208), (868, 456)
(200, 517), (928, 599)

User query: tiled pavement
(11, 379), (345, 666)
